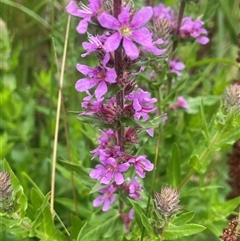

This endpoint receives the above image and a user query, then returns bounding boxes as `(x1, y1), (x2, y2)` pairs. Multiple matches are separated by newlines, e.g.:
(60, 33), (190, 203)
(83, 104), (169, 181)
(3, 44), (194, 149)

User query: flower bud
(154, 186), (182, 219)
(0, 171), (14, 213)
(223, 81), (240, 113)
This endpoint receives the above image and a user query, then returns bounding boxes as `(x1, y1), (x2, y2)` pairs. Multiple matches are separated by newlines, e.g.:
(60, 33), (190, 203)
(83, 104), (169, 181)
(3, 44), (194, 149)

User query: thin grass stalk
(50, 15), (71, 216)
(52, 37), (79, 216)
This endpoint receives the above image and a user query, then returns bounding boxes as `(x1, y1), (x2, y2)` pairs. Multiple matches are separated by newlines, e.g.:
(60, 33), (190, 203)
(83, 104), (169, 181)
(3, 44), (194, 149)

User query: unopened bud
(154, 186), (182, 220)
(223, 81), (240, 113)
(0, 171), (14, 213)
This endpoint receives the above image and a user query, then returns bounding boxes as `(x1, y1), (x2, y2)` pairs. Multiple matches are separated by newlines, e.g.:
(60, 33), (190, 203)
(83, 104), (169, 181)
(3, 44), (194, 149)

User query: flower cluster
(153, 3), (209, 45)
(66, 0), (166, 215)
(66, 0), (205, 232)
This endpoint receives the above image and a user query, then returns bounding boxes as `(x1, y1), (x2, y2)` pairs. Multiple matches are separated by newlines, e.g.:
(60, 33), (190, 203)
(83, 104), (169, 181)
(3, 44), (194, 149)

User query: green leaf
(140, 212), (156, 238)
(172, 212), (195, 226)
(59, 160), (95, 187)
(167, 143), (181, 187)
(77, 210), (124, 241)
(164, 223), (206, 240)
(128, 199), (144, 231)
(32, 193), (66, 241)
(90, 181), (107, 194)
(0, 215), (30, 238)
(55, 197), (92, 219)
(214, 196), (240, 218)
(2, 159), (27, 217)
(1, 0), (49, 28)
(70, 214), (84, 240)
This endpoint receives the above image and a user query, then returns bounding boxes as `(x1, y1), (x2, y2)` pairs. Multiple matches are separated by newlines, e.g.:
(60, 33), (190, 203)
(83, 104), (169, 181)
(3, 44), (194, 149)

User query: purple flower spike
(129, 155), (154, 178)
(127, 88), (157, 121)
(97, 7), (153, 60)
(169, 60), (185, 76)
(93, 185), (116, 211)
(179, 17), (209, 45)
(90, 157), (130, 185)
(66, 0), (103, 34)
(75, 64), (117, 99)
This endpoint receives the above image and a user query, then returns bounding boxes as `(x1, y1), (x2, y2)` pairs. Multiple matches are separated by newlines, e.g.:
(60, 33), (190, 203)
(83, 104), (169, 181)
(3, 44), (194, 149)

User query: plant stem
(140, 125), (162, 241)
(172, 0), (186, 54)
(113, 0), (124, 151)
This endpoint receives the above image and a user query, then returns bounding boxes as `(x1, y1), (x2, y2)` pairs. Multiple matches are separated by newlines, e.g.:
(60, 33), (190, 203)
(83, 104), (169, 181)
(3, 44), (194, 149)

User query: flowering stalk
(66, 1), (167, 233)
(113, 0), (125, 151)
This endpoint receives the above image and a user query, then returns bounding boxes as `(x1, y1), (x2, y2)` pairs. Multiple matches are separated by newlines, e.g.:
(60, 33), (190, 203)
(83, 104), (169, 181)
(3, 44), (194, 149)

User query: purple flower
(153, 3), (175, 21)
(66, 0), (103, 34)
(171, 96), (189, 110)
(127, 88), (157, 121)
(97, 7), (153, 60)
(90, 157), (130, 185)
(177, 96), (189, 109)
(162, 115), (168, 122)
(75, 64), (117, 99)
(129, 155), (154, 178)
(143, 38), (166, 56)
(169, 60), (185, 76)
(81, 33), (105, 57)
(81, 91), (103, 113)
(179, 17), (209, 45)
(93, 185), (116, 211)
(91, 129), (122, 161)
(124, 177), (143, 200)
(120, 209), (134, 233)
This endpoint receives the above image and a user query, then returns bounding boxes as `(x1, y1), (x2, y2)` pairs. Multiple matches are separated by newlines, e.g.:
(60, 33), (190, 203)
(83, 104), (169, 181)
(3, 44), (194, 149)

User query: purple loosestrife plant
(67, 0), (207, 235)
(67, 0), (163, 221)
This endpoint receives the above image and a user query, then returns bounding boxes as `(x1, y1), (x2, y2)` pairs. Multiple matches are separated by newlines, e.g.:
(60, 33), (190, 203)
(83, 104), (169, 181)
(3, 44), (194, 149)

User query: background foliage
(0, 0), (239, 240)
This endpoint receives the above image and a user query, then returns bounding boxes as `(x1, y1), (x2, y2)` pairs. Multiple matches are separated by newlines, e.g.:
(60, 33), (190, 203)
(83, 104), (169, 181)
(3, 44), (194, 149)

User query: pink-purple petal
(196, 36), (209, 45)
(133, 99), (142, 111)
(123, 38), (139, 60)
(93, 196), (104, 207)
(132, 28), (153, 46)
(95, 81), (108, 99)
(76, 64), (93, 76)
(118, 162), (130, 172)
(76, 19), (90, 34)
(97, 12), (120, 30)
(130, 7), (153, 28)
(66, 1), (85, 18)
(118, 7), (130, 25)
(104, 33), (122, 52)
(114, 172), (124, 185)
(102, 198), (111, 211)
(105, 69), (117, 83)
(100, 172), (112, 184)
(75, 78), (97, 92)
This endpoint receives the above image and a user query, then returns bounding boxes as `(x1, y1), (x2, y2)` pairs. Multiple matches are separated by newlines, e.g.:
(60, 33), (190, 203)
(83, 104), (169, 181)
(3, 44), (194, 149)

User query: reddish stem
(113, 0), (125, 151)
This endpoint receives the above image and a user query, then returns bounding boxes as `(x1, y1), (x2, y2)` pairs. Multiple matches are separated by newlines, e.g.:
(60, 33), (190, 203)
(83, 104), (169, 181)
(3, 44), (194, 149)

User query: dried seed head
(0, 171), (14, 213)
(154, 186), (182, 219)
(219, 218), (239, 241)
(223, 81), (240, 114)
